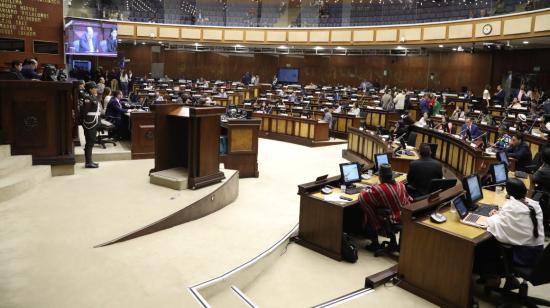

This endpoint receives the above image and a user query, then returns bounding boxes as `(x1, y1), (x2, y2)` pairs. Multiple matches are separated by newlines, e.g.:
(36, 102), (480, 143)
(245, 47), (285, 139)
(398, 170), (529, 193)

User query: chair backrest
(407, 131), (417, 147)
(528, 244), (550, 286)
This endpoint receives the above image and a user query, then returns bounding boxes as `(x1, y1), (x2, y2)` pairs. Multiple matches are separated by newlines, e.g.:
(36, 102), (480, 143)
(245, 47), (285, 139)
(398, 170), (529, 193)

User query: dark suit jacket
(79, 36), (98, 53)
(106, 38), (117, 53)
(506, 142), (532, 171)
(407, 157), (443, 195)
(533, 165), (550, 193)
(461, 123), (482, 139)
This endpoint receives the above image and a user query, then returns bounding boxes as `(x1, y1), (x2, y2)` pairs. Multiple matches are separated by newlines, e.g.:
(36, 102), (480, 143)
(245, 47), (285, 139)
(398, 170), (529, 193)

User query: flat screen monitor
(339, 162), (361, 186)
(463, 174), (483, 205)
(490, 163), (508, 184)
(374, 153), (389, 170)
(277, 68), (299, 84)
(72, 60), (91, 72)
(64, 18), (118, 57)
(497, 151), (509, 166)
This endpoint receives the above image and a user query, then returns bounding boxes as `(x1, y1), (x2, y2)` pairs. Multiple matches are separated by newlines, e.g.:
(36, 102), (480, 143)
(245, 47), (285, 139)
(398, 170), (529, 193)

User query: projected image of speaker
(64, 18), (118, 57)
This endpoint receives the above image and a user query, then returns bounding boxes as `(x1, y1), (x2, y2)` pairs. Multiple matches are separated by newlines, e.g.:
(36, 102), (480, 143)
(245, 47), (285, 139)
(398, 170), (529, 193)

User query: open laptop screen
(453, 195), (468, 219)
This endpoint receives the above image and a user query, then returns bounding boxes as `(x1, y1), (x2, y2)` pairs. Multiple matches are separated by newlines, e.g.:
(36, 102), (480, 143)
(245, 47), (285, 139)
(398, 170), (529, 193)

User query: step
(0, 165), (51, 204)
(0, 155), (32, 178)
(0, 144), (11, 160)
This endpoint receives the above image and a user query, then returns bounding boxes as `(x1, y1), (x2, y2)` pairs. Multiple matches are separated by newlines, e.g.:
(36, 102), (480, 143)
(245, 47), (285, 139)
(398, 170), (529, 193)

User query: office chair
(96, 118), (117, 149)
(407, 131), (417, 147)
(487, 244), (550, 308)
(373, 207), (402, 258)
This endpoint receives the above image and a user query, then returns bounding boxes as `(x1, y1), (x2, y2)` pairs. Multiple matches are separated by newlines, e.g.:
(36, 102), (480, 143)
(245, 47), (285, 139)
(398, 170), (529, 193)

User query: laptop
(453, 194), (491, 229)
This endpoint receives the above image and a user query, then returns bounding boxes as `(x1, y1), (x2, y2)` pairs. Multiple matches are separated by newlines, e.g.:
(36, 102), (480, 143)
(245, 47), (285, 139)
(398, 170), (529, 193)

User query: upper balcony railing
(67, 0), (550, 28)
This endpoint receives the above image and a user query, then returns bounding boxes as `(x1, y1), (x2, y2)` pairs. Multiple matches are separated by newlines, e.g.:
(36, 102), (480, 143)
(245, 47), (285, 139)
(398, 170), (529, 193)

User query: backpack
(342, 233), (358, 263)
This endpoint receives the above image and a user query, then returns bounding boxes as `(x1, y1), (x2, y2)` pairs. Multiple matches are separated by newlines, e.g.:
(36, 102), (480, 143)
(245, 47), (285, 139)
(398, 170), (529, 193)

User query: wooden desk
(0, 80), (76, 167)
(297, 173), (407, 261)
(130, 111), (155, 159)
(398, 184), (508, 308)
(220, 119), (261, 178)
(254, 113), (330, 146)
(342, 127), (418, 174)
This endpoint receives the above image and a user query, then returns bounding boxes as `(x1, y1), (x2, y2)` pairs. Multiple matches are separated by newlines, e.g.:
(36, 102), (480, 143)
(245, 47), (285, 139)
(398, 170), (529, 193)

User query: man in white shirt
(475, 178), (544, 288)
(393, 90), (406, 111)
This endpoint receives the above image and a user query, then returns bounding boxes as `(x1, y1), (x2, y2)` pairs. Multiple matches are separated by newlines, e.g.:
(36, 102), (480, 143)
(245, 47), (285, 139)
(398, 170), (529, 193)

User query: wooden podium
(150, 104), (226, 190)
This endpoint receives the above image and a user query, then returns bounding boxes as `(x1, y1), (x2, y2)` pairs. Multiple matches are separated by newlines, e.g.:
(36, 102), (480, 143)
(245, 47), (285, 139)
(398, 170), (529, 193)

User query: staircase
(0, 145), (51, 204)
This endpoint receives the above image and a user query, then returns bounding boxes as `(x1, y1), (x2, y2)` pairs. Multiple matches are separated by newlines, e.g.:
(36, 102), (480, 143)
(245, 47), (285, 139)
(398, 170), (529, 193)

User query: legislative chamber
(1, 0), (550, 307)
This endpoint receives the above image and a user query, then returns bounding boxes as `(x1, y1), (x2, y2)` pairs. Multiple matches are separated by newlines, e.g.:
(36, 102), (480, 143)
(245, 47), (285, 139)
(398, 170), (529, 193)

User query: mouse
(361, 174), (371, 180)
(430, 213), (447, 224)
(321, 186), (333, 194)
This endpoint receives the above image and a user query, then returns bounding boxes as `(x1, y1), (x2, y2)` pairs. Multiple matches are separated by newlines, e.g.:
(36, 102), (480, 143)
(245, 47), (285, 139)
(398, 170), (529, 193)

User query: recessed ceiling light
(335, 46), (346, 50)
(314, 46), (324, 50)
(194, 42), (200, 46)
(438, 44), (444, 48)
(278, 45), (288, 49)
(523, 41), (529, 44)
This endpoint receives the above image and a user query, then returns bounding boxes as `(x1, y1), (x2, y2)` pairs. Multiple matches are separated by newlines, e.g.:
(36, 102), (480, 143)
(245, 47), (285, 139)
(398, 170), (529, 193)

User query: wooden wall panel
(534, 13), (550, 32)
(503, 17), (532, 35)
(105, 45), (550, 96)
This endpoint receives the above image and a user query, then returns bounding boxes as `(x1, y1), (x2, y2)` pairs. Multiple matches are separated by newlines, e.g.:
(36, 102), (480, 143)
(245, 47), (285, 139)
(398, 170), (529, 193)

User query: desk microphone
(430, 201), (448, 224)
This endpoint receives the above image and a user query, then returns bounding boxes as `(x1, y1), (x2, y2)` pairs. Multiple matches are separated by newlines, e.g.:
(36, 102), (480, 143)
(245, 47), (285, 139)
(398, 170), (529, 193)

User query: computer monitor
(463, 174), (484, 205)
(497, 151), (509, 166)
(428, 178), (458, 193)
(339, 162), (361, 186)
(374, 153), (389, 170)
(490, 163), (508, 184)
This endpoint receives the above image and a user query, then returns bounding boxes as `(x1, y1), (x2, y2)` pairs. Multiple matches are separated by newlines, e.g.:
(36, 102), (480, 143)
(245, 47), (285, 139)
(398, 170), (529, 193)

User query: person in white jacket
(393, 90), (406, 111)
(475, 178), (544, 288)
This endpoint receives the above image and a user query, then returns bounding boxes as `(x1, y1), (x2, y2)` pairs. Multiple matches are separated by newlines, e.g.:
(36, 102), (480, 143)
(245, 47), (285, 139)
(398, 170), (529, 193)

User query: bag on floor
(342, 233), (358, 263)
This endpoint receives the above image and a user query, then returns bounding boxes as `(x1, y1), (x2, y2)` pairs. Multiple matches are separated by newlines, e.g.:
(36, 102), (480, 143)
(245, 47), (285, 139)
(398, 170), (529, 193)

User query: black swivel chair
(489, 244), (550, 307)
(407, 131), (417, 147)
(372, 207), (402, 258)
(96, 118), (117, 149)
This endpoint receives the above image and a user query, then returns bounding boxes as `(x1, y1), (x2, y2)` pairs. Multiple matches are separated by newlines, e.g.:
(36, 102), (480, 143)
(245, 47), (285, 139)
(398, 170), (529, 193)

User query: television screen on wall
(64, 19), (118, 57)
(278, 68), (299, 84)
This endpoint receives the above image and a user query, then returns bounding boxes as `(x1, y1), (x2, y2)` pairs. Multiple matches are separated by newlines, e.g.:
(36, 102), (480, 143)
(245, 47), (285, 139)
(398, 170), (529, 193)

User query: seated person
(105, 90), (129, 139)
(435, 114), (453, 133)
(475, 178), (544, 287)
(359, 164), (410, 251)
(451, 107), (465, 120)
(533, 147), (550, 233)
(414, 112), (429, 127)
(460, 117), (482, 140)
(407, 144), (443, 196)
(510, 97), (522, 109)
(505, 133), (532, 172)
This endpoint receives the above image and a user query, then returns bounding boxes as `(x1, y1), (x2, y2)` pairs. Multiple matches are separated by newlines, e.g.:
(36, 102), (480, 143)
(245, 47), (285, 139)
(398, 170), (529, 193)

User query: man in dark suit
(105, 90), (129, 139)
(79, 27), (98, 53)
(506, 133), (532, 172)
(460, 117), (482, 140)
(8, 60), (25, 80)
(407, 143), (443, 197)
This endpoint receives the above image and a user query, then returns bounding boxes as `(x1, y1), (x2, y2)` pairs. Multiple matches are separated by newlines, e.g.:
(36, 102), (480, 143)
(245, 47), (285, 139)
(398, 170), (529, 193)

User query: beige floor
(1, 138), (549, 308)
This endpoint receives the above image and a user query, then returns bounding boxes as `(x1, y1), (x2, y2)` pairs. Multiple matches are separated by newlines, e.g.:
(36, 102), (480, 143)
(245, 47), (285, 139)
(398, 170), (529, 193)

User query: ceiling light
(335, 46), (346, 50)
(522, 41), (529, 44)
(278, 45), (288, 49)
(314, 46), (324, 50)
(438, 44), (444, 48)
(234, 44), (243, 48)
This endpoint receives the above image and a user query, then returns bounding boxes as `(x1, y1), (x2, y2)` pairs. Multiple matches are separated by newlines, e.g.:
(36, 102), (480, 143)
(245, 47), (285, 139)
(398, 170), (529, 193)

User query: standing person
(483, 85), (491, 108)
(419, 94), (430, 114)
(393, 90), (406, 112)
(80, 82), (101, 168)
(96, 77), (106, 98)
(119, 69), (129, 96)
(432, 96), (442, 116)
(381, 90), (394, 110)
(494, 84), (506, 104)
(322, 107), (333, 129)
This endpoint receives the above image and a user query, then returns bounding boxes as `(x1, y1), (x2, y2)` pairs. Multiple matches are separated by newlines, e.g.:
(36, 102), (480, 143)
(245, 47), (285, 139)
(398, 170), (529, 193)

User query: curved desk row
(253, 112), (341, 147)
(343, 126), (502, 179)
